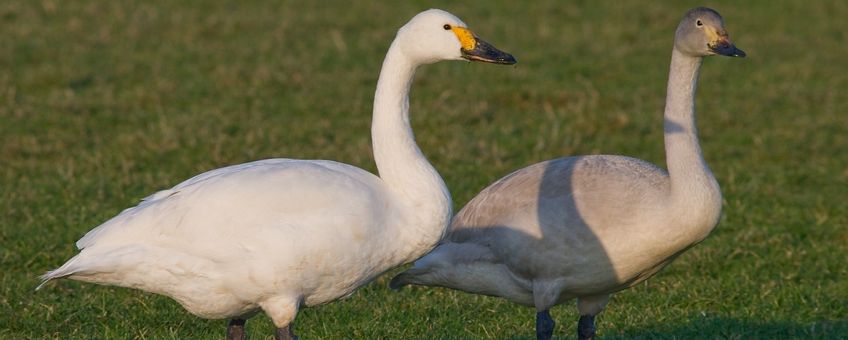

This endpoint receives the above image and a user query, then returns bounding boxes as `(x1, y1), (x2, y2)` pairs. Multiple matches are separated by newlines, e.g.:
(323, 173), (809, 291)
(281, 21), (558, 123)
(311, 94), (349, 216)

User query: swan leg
(532, 280), (562, 340)
(577, 315), (595, 340)
(261, 296), (300, 340)
(575, 294), (608, 339)
(275, 325), (297, 340)
(226, 319), (247, 340)
(535, 309), (555, 340)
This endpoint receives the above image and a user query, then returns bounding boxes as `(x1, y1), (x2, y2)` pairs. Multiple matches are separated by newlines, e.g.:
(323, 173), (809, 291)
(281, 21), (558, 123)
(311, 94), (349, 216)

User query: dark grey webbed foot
(275, 325), (298, 340)
(536, 309), (555, 340)
(227, 319), (247, 340)
(577, 314), (596, 340)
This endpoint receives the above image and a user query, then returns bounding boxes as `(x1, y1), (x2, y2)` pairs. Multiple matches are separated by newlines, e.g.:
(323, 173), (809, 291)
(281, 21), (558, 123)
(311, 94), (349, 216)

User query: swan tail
(389, 242), (477, 290)
(390, 245), (458, 290)
(36, 245), (148, 291)
(389, 267), (431, 290)
(37, 254), (85, 290)
(390, 242), (517, 296)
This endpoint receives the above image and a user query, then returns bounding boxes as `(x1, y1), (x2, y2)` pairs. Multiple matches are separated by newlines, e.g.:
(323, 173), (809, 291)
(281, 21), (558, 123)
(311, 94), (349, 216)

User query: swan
(391, 7), (744, 340)
(38, 9), (516, 340)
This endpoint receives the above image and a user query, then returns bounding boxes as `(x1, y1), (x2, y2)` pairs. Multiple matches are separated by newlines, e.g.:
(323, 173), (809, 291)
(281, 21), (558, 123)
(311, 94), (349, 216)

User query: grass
(2, 0), (846, 338)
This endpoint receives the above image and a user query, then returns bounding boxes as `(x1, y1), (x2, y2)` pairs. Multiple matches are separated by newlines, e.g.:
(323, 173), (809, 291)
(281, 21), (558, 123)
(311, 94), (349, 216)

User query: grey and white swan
(39, 9), (515, 340)
(391, 7), (744, 340)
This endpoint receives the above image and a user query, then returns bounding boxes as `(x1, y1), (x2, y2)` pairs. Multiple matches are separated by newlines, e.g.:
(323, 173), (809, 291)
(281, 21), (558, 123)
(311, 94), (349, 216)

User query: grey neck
(662, 48), (719, 204)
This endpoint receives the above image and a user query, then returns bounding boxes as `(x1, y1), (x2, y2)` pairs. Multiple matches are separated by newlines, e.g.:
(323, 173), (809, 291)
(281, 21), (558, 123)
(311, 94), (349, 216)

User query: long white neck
(371, 40), (452, 259)
(662, 48), (722, 233)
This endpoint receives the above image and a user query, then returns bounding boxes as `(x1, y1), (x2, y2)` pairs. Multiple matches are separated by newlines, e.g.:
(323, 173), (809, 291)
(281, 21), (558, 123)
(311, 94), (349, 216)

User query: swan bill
(708, 35), (746, 57)
(461, 38), (517, 65)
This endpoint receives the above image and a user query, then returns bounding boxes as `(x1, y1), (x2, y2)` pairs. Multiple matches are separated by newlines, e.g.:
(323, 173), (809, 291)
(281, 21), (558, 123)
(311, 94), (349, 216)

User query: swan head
(396, 9), (516, 65)
(674, 7), (745, 58)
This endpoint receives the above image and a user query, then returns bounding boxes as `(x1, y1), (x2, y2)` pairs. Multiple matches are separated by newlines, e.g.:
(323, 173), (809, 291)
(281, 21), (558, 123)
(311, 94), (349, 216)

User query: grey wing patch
(454, 162), (549, 225)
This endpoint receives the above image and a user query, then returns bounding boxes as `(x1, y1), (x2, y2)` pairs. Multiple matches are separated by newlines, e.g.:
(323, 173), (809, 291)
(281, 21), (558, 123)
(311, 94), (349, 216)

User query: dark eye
(696, 19), (703, 27)
(443, 24), (451, 30)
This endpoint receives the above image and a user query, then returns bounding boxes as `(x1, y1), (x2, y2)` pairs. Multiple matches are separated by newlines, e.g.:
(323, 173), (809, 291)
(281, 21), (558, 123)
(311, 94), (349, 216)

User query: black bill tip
(461, 38), (517, 65)
(710, 40), (746, 58)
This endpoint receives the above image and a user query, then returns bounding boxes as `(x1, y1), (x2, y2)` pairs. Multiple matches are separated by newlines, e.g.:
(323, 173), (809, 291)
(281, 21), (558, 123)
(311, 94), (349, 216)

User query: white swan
(39, 9), (516, 340)
(391, 7), (744, 340)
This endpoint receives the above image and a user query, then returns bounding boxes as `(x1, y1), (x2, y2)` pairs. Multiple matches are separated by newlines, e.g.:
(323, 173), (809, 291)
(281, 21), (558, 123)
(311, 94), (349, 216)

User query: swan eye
(695, 19), (703, 27)
(443, 24), (451, 30)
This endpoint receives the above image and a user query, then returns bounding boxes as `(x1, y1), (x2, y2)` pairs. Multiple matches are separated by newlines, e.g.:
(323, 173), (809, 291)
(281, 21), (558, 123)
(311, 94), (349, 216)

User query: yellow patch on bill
(451, 27), (477, 50)
(706, 26), (721, 41)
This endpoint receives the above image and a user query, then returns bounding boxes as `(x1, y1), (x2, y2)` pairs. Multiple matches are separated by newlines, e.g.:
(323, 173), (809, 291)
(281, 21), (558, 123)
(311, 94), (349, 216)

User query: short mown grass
(2, 0), (846, 338)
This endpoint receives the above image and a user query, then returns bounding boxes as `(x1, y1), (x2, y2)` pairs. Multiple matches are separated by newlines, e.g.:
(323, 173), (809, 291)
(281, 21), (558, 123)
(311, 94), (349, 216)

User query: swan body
(40, 9), (515, 339)
(49, 159), (405, 318)
(391, 7), (744, 340)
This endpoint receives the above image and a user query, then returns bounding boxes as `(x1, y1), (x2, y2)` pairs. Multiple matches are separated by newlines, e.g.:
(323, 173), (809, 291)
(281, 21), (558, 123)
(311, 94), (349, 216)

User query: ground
(1, 0), (846, 338)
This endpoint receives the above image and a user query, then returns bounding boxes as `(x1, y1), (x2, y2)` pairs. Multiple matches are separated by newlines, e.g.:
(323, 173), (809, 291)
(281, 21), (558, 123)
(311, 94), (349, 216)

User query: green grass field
(2, 0), (846, 338)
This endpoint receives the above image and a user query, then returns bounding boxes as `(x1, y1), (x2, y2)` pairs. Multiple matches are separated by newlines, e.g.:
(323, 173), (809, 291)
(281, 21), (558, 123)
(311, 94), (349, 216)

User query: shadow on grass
(608, 316), (848, 339)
